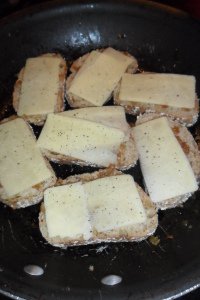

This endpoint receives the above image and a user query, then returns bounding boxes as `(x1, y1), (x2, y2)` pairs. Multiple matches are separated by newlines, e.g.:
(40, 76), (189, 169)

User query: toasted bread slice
(114, 73), (199, 126)
(133, 114), (200, 209)
(66, 47), (138, 108)
(39, 168), (158, 248)
(0, 117), (56, 209)
(13, 53), (67, 126)
(37, 110), (138, 170)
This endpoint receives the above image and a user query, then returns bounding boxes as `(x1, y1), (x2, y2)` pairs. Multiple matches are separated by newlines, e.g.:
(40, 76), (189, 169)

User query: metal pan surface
(0, 0), (200, 299)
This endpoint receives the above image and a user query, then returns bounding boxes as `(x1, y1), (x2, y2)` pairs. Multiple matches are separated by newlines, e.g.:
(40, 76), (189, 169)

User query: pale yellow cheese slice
(74, 51), (101, 77)
(68, 47), (134, 106)
(133, 117), (198, 203)
(84, 175), (146, 232)
(0, 118), (54, 197)
(44, 183), (91, 239)
(119, 73), (196, 108)
(37, 114), (125, 166)
(18, 56), (61, 116)
(59, 106), (129, 133)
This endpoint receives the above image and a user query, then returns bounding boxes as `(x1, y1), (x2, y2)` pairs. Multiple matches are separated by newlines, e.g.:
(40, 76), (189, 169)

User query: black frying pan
(0, 1), (200, 299)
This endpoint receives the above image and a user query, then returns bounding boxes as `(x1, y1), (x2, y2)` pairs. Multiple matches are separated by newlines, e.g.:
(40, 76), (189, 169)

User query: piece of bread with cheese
(133, 114), (200, 209)
(114, 73), (199, 126)
(39, 168), (158, 248)
(37, 107), (138, 170)
(66, 47), (138, 108)
(0, 117), (56, 209)
(13, 53), (67, 125)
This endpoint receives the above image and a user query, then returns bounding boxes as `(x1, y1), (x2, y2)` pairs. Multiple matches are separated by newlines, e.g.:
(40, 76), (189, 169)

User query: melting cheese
(68, 47), (134, 106)
(18, 56), (61, 116)
(119, 73), (196, 108)
(59, 106), (129, 133)
(133, 117), (198, 203)
(44, 183), (91, 239)
(0, 118), (54, 197)
(84, 175), (146, 232)
(37, 114), (125, 166)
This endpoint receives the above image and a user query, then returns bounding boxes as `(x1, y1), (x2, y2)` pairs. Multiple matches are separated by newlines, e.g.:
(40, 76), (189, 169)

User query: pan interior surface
(0, 1), (200, 299)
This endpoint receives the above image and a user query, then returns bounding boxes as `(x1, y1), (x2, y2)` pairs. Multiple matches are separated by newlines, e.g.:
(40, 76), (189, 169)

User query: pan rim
(0, 0), (200, 299)
(0, 0), (192, 27)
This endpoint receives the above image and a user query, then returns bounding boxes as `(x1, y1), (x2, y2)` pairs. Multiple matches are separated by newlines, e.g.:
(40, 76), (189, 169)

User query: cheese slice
(68, 47), (134, 106)
(74, 51), (101, 77)
(44, 183), (91, 239)
(119, 73), (196, 109)
(18, 56), (61, 116)
(0, 118), (54, 197)
(84, 175), (146, 232)
(37, 114), (125, 166)
(133, 117), (198, 203)
(59, 106), (129, 133)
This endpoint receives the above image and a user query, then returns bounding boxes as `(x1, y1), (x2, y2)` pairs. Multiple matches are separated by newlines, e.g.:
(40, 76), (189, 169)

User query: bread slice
(37, 110), (138, 170)
(114, 73), (199, 126)
(39, 168), (158, 248)
(13, 53), (67, 126)
(133, 113), (200, 210)
(0, 116), (56, 209)
(66, 47), (138, 108)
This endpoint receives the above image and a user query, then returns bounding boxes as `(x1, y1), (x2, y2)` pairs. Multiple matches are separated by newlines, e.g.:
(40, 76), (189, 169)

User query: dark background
(0, 0), (200, 299)
(1, 0), (200, 19)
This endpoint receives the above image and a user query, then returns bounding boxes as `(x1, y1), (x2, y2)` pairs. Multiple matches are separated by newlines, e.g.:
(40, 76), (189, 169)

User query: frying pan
(0, 0), (200, 299)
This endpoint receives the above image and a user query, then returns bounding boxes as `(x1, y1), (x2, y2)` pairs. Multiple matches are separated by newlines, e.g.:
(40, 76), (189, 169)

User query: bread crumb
(149, 235), (160, 246)
(89, 265), (94, 272)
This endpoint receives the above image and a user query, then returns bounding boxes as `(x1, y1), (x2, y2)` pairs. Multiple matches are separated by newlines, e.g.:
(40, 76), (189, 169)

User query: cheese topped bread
(39, 170), (158, 247)
(0, 117), (56, 208)
(37, 112), (138, 170)
(114, 73), (198, 126)
(66, 47), (138, 108)
(133, 116), (199, 209)
(13, 53), (67, 125)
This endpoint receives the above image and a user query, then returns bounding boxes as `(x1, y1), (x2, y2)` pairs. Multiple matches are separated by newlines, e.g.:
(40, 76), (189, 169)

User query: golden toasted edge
(0, 172), (56, 209)
(39, 168), (158, 248)
(114, 81), (199, 127)
(39, 127), (138, 170)
(0, 116), (56, 209)
(66, 48), (138, 108)
(12, 53), (67, 125)
(134, 113), (200, 210)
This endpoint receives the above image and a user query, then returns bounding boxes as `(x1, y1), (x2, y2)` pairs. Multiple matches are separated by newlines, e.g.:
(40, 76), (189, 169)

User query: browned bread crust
(39, 168), (158, 248)
(40, 128), (138, 170)
(66, 49), (138, 108)
(13, 53), (67, 126)
(114, 82), (199, 127)
(135, 113), (200, 209)
(0, 116), (56, 209)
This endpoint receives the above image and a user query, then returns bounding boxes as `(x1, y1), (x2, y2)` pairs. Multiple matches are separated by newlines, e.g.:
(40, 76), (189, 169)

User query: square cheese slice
(0, 118), (54, 197)
(18, 56), (62, 116)
(59, 106), (129, 133)
(44, 183), (91, 240)
(133, 117), (198, 203)
(37, 114), (125, 166)
(84, 175), (146, 232)
(119, 73), (196, 109)
(68, 47), (134, 106)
